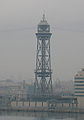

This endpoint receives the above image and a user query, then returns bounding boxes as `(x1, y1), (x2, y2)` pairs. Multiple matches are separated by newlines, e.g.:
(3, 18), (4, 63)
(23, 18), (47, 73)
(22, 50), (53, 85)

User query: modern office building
(74, 68), (84, 108)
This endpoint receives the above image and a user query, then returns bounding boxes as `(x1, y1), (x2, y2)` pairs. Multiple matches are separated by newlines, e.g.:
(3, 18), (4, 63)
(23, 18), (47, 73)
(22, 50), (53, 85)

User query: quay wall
(6, 101), (82, 113)
(0, 106), (82, 113)
(0, 101), (84, 113)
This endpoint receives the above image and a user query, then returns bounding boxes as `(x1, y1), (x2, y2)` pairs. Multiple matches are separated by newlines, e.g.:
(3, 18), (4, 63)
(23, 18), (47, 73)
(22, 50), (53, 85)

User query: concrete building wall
(24, 101), (29, 106)
(43, 102), (48, 107)
(37, 102), (42, 107)
(17, 102), (23, 107)
(77, 97), (84, 108)
(30, 102), (35, 107)
(11, 101), (48, 107)
(11, 102), (16, 107)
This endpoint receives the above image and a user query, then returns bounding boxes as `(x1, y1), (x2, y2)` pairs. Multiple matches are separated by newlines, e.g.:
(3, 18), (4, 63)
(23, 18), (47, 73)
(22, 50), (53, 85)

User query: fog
(0, 0), (84, 83)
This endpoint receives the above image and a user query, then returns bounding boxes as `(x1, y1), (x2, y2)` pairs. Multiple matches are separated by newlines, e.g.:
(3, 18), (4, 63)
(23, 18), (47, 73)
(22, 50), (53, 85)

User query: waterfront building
(74, 68), (84, 108)
(0, 79), (28, 101)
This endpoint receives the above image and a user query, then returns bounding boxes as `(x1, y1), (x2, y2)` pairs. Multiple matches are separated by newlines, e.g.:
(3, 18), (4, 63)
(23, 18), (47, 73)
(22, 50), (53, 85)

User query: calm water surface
(0, 111), (84, 120)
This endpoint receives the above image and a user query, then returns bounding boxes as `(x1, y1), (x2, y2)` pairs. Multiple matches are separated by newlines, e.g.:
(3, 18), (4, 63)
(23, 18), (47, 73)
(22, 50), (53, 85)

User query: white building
(74, 68), (84, 108)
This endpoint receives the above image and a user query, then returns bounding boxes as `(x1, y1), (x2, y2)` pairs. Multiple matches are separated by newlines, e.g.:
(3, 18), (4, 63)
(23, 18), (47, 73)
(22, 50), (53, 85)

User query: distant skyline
(0, 0), (84, 83)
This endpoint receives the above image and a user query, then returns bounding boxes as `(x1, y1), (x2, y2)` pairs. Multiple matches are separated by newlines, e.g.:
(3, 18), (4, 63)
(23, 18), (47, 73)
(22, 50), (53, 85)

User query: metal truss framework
(34, 15), (53, 95)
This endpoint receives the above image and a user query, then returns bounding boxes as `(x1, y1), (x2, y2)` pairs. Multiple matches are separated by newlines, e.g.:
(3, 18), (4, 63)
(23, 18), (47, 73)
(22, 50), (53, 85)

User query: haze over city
(0, 0), (84, 83)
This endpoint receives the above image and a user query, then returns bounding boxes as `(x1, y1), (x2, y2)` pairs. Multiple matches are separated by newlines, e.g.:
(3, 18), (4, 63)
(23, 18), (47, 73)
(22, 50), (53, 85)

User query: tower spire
(42, 13), (46, 21)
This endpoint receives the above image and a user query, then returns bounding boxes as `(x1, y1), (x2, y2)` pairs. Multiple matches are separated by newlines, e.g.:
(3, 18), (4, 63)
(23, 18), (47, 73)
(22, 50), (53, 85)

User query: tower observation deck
(34, 14), (53, 96)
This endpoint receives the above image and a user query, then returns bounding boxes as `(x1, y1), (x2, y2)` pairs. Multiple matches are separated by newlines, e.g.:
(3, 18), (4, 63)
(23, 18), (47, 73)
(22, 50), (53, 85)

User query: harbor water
(0, 111), (84, 120)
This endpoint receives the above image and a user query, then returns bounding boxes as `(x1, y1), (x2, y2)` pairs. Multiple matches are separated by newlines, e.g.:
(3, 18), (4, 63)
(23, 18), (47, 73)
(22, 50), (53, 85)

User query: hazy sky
(0, 0), (84, 83)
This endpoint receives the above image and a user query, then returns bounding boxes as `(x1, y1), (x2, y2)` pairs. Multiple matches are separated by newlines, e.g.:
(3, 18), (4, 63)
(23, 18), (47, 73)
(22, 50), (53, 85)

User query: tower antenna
(42, 10), (46, 21)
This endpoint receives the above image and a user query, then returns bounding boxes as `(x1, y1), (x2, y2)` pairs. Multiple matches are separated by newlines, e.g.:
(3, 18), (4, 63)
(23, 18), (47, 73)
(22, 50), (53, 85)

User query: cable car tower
(34, 14), (52, 96)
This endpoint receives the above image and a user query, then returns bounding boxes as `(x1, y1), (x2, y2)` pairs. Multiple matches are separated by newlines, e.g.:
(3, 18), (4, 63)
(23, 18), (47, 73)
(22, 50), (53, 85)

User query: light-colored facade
(74, 68), (84, 108)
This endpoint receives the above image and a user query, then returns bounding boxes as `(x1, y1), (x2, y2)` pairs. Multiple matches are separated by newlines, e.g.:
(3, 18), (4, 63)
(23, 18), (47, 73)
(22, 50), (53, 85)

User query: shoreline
(0, 106), (83, 113)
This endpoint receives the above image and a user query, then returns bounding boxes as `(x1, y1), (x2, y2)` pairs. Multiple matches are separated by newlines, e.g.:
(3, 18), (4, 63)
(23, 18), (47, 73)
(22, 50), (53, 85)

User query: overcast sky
(0, 0), (84, 83)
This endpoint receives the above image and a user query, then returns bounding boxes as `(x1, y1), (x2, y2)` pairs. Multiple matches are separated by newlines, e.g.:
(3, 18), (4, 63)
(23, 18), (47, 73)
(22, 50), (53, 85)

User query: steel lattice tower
(34, 14), (52, 96)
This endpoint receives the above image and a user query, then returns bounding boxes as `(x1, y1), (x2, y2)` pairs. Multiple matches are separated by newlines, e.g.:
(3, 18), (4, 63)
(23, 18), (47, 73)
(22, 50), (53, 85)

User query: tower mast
(34, 15), (52, 96)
